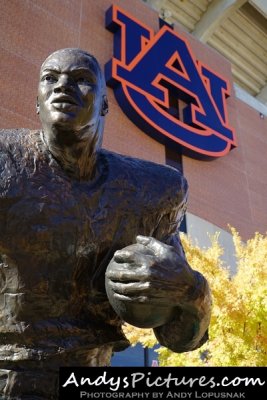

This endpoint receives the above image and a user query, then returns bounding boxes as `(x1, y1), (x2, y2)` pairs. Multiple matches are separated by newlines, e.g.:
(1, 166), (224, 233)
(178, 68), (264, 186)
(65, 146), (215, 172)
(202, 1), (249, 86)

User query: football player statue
(0, 48), (211, 399)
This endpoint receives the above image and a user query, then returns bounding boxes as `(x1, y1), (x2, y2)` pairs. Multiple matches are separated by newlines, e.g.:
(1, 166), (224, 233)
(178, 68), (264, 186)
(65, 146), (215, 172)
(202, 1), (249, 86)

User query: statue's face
(37, 50), (104, 134)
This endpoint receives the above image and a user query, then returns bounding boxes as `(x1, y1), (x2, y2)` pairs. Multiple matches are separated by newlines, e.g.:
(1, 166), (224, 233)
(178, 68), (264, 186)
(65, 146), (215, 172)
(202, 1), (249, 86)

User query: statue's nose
(53, 74), (73, 93)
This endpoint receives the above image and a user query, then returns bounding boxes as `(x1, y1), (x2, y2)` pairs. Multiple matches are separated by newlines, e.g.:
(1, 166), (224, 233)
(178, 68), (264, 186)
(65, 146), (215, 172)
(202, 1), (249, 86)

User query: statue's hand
(105, 235), (196, 328)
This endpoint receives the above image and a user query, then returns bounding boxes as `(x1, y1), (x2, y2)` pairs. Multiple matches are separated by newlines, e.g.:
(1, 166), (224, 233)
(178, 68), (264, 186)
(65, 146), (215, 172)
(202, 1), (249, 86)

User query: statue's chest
(3, 158), (157, 265)
(4, 169), (112, 256)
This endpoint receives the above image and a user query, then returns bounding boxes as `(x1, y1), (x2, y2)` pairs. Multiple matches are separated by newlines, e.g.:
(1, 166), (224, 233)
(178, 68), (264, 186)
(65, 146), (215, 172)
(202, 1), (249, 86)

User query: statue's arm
(106, 229), (211, 353)
(105, 170), (211, 353)
(152, 232), (211, 353)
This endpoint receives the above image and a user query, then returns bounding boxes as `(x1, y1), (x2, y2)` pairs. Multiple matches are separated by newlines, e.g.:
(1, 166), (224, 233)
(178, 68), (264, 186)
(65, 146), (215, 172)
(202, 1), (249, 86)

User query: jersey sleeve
(150, 173), (211, 353)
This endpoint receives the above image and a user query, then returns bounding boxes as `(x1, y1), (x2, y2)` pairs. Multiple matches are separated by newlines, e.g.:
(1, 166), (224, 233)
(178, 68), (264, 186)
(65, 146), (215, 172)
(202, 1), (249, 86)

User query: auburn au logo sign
(105, 5), (237, 159)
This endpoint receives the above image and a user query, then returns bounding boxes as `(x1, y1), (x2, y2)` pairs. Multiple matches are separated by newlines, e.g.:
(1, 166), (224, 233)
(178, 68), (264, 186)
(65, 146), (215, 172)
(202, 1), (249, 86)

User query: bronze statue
(0, 48), (211, 399)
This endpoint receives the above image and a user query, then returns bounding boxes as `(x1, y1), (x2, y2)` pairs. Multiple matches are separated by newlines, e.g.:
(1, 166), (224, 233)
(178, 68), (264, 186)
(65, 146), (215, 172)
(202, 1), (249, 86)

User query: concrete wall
(0, 0), (266, 240)
(186, 213), (237, 274)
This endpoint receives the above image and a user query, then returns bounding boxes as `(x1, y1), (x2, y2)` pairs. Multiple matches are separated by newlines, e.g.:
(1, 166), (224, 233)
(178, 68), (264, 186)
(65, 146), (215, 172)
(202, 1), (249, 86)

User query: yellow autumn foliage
(123, 229), (267, 366)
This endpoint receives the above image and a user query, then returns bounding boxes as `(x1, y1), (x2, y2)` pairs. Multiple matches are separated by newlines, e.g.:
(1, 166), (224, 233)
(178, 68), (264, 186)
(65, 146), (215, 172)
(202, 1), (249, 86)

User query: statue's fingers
(113, 248), (155, 267)
(106, 265), (146, 281)
(113, 249), (136, 263)
(109, 282), (170, 304)
(108, 281), (150, 295)
(108, 280), (183, 296)
(112, 291), (172, 306)
(136, 235), (170, 256)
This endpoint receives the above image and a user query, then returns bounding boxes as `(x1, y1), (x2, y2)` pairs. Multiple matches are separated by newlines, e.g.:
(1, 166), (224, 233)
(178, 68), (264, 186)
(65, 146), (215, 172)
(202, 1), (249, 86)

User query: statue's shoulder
(0, 129), (36, 178)
(0, 128), (31, 153)
(99, 149), (188, 210)
(0, 128), (30, 142)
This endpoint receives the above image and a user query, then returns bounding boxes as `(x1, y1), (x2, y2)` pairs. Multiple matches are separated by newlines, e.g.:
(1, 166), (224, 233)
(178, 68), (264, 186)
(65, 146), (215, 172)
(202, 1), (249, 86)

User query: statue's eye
(76, 77), (90, 85)
(42, 75), (57, 83)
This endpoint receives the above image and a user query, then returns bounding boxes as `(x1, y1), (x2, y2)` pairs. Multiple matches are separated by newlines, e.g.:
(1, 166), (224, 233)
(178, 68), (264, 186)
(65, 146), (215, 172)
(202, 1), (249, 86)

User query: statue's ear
(36, 97), (40, 115)
(101, 95), (109, 116)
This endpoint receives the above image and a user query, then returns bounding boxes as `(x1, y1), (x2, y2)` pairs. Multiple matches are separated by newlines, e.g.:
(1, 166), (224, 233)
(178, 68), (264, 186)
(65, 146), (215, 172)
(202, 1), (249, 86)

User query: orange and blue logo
(105, 5), (237, 159)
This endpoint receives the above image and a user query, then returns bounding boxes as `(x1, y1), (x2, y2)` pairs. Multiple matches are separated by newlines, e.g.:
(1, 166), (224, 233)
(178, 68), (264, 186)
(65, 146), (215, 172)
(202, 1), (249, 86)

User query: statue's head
(37, 48), (108, 148)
